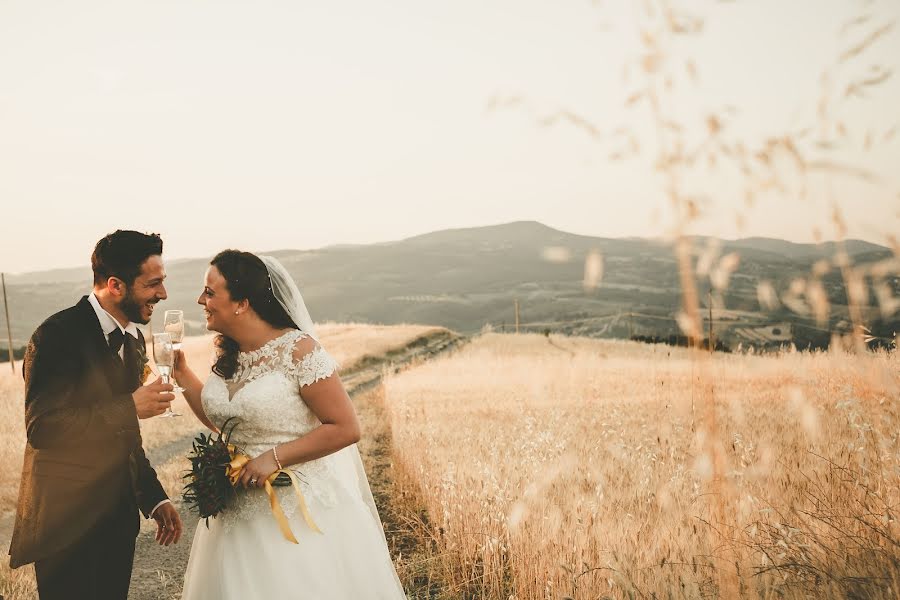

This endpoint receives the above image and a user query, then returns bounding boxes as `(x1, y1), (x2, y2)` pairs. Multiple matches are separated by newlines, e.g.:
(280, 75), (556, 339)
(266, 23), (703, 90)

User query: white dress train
(181, 330), (407, 599)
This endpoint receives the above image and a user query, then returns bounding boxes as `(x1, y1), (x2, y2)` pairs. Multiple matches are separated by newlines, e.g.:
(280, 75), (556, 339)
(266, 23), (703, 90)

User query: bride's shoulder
(287, 330), (319, 361)
(283, 331), (339, 387)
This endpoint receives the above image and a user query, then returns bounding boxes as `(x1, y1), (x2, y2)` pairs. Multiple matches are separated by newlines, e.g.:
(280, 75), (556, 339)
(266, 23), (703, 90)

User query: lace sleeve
(287, 334), (339, 388)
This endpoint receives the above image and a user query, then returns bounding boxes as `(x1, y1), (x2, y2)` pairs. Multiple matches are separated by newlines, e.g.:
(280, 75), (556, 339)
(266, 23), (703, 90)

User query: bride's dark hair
(210, 250), (298, 379)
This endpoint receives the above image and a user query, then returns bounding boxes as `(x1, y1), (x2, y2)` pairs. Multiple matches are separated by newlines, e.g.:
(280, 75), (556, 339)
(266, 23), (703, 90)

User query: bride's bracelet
(272, 445), (284, 471)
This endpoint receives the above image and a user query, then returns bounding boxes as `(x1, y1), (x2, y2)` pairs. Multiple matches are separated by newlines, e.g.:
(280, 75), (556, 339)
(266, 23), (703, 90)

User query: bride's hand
(173, 349), (190, 380)
(240, 450), (279, 489)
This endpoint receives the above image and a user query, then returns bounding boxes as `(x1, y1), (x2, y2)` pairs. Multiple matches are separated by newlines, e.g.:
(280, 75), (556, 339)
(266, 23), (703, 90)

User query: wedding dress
(181, 329), (407, 599)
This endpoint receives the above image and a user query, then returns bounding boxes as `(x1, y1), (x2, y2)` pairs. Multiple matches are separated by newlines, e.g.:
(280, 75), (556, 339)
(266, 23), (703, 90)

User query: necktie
(108, 328), (125, 359)
(123, 333), (138, 379)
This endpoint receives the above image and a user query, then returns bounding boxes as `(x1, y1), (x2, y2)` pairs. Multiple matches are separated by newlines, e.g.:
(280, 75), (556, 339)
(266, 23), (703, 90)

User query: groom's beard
(121, 288), (150, 325)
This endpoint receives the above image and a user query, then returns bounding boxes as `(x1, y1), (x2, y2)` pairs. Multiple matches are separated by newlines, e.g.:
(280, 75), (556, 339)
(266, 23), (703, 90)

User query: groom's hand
(153, 502), (183, 546)
(133, 377), (175, 419)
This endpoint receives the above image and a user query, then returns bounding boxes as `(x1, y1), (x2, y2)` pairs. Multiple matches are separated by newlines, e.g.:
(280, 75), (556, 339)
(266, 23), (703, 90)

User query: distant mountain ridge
(721, 237), (887, 260)
(6, 222), (888, 285)
(2, 221), (896, 350)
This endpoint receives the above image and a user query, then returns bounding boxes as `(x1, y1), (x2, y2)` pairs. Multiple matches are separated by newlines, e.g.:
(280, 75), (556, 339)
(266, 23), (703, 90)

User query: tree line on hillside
(521, 313), (898, 354)
(628, 334), (732, 353)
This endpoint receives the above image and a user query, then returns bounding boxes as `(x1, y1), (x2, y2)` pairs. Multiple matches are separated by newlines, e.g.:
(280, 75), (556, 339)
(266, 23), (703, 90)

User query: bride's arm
(283, 375), (361, 463)
(239, 374), (361, 488)
(173, 350), (218, 432)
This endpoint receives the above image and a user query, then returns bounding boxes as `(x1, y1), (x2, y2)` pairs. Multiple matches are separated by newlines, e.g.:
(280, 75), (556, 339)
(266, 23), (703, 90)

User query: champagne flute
(152, 332), (182, 418)
(163, 310), (185, 393)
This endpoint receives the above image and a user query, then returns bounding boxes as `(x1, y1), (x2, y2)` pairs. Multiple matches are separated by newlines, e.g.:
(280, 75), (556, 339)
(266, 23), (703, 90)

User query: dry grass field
(385, 333), (899, 599)
(2, 327), (896, 599)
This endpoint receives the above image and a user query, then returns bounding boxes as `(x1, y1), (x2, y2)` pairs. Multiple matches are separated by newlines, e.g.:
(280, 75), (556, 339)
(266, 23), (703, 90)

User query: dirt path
(128, 331), (468, 600)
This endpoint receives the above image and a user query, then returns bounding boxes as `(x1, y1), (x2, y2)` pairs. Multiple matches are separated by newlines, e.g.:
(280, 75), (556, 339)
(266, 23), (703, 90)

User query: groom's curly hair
(91, 230), (163, 287)
(210, 250), (298, 379)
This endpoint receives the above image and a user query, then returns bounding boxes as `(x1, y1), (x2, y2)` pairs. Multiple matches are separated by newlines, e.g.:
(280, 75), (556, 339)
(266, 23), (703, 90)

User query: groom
(8, 230), (184, 599)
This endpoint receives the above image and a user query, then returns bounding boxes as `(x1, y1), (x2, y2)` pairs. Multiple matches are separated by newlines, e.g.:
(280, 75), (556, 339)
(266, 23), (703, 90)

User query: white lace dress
(181, 330), (407, 599)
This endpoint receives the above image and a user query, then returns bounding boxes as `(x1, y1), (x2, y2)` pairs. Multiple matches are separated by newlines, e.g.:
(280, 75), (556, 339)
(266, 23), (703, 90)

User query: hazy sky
(1, 0), (898, 273)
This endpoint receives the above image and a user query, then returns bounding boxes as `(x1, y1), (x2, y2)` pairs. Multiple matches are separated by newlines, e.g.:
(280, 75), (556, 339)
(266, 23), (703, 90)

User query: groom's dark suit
(8, 296), (168, 598)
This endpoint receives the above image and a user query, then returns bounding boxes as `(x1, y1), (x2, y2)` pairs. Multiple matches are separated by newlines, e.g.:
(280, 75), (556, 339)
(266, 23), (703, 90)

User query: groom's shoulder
(32, 298), (89, 339)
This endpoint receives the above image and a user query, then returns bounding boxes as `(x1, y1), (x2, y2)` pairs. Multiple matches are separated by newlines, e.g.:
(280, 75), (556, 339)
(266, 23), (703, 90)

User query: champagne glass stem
(158, 368), (181, 417)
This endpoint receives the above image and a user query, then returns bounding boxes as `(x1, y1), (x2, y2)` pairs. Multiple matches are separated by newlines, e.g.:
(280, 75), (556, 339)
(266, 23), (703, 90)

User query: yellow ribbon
(227, 449), (322, 544)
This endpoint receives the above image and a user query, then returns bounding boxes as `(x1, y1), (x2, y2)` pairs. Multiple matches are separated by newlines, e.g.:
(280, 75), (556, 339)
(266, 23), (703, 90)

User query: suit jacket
(8, 296), (168, 568)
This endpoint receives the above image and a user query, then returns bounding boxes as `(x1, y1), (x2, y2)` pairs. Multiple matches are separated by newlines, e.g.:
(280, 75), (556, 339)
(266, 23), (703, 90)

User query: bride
(175, 250), (407, 599)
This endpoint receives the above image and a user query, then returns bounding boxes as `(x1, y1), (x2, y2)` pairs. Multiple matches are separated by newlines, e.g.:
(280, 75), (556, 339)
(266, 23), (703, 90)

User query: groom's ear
(106, 276), (127, 298)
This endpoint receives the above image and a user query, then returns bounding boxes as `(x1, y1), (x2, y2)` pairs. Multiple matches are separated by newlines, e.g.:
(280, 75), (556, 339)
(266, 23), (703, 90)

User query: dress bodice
(200, 329), (343, 525)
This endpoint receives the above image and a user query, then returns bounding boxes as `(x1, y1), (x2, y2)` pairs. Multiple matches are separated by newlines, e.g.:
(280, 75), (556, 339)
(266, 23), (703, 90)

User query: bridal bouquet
(182, 418), (321, 543)
(183, 419), (291, 521)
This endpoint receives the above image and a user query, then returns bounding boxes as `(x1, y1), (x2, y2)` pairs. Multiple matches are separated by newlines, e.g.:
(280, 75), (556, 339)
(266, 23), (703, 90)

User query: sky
(1, 0), (898, 274)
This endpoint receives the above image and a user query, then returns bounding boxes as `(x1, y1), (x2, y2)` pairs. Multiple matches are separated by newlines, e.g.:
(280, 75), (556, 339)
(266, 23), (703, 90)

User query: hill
(1, 222), (896, 350)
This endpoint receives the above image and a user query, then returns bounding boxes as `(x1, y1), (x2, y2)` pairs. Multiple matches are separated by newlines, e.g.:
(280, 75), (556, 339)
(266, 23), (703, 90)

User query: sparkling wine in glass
(152, 332), (181, 418)
(163, 310), (185, 392)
